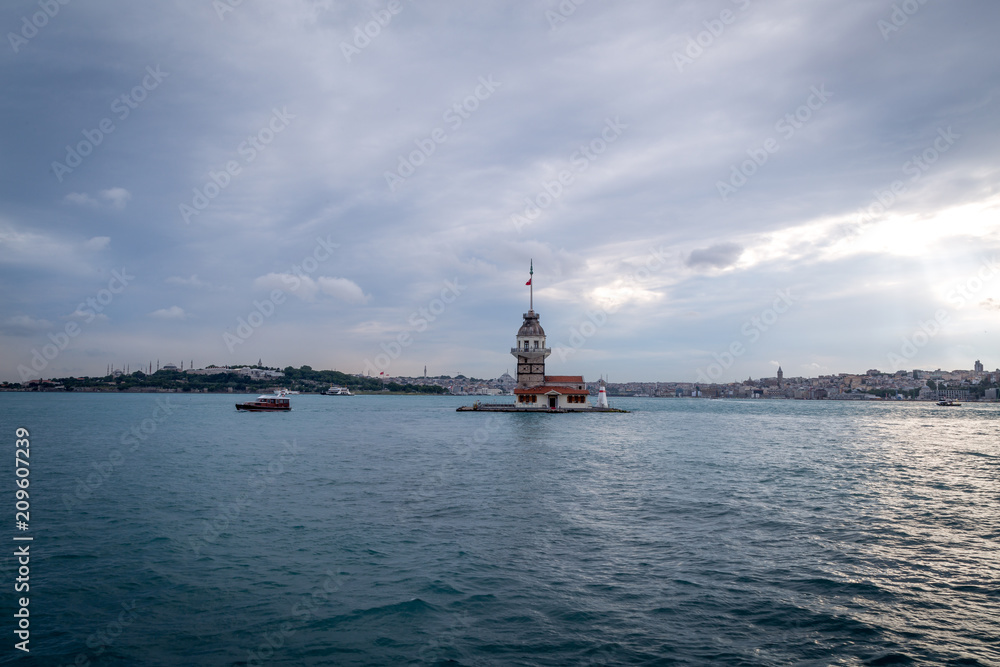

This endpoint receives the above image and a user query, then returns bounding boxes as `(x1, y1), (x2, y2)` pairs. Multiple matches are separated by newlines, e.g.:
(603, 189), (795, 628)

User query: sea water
(0, 393), (997, 665)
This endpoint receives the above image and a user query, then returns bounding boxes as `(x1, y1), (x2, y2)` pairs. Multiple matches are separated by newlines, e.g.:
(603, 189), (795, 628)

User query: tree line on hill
(6, 366), (447, 394)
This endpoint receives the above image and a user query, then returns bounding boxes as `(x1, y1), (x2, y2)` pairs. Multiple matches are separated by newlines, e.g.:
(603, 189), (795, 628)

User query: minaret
(511, 260), (551, 388)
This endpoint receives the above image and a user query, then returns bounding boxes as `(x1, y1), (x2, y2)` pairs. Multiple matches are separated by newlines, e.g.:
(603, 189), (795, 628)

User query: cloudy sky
(2, 0), (999, 383)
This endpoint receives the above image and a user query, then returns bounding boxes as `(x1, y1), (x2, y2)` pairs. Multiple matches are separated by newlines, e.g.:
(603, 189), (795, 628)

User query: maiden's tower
(458, 262), (624, 412)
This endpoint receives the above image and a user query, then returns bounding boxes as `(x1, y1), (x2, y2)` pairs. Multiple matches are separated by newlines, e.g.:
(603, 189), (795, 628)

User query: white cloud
(100, 187), (131, 209)
(318, 276), (370, 304)
(253, 273), (368, 303)
(65, 192), (99, 206)
(0, 223), (100, 275)
(2, 315), (53, 335)
(166, 274), (207, 288)
(254, 273), (313, 299)
(149, 306), (187, 320)
(65, 309), (109, 323)
(84, 236), (110, 251)
(65, 189), (131, 209)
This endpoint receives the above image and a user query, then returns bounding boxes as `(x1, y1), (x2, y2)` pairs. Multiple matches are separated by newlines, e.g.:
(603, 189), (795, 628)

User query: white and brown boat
(236, 391), (291, 411)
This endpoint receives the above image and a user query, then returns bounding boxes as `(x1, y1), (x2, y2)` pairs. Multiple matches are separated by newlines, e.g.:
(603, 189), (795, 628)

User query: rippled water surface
(2, 394), (998, 665)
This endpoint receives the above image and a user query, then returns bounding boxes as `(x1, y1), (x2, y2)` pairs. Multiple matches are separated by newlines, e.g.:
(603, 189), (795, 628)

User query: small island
(458, 263), (627, 413)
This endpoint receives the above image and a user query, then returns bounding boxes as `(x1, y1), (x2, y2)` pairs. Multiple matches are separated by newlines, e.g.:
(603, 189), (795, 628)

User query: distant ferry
(936, 400), (961, 406)
(325, 386), (353, 396)
(236, 391), (291, 411)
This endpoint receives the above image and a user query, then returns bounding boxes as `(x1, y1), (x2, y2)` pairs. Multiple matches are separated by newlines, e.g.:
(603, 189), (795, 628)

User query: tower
(777, 366), (783, 380)
(975, 359), (983, 373)
(511, 261), (550, 388)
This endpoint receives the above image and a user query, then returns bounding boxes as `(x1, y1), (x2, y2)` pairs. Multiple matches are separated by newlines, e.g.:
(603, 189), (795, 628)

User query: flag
(525, 277), (532, 286)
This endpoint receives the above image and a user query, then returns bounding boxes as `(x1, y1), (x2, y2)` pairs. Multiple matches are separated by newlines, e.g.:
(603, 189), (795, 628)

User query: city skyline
(3, 2), (1000, 383)
(10, 355), (995, 388)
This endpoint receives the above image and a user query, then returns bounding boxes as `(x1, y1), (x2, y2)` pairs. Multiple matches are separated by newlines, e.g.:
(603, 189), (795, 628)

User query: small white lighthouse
(596, 379), (609, 408)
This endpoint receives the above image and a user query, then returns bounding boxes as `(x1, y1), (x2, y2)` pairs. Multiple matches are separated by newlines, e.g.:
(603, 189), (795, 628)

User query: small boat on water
(236, 391), (291, 411)
(325, 386), (353, 396)
(936, 400), (961, 406)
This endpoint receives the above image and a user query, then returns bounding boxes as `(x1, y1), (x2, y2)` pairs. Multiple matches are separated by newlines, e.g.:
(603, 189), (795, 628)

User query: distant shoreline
(2, 389), (995, 403)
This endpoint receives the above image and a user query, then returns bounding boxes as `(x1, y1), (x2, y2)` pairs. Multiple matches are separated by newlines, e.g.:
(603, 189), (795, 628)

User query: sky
(2, 0), (999, 384)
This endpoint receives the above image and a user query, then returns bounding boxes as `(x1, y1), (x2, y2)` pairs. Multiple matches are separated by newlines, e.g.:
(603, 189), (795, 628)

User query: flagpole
(529, 259), (533, 311)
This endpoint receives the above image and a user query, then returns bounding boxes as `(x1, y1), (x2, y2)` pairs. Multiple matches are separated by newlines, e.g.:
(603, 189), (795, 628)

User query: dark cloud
(686, 243), (744, 269)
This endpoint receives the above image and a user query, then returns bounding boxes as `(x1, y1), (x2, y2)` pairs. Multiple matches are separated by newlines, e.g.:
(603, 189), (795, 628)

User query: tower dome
(517, 310), (545, 337)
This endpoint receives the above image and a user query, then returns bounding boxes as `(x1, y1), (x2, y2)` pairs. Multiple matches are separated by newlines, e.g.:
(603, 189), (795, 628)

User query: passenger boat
(236, 391), (291, 411)
(325, 386), (353, 396)
(936, 400), (961, 406)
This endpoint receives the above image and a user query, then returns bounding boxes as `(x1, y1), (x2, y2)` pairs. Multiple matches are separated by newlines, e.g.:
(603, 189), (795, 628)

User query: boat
(325, 386), (353, 396)
(936, 400), (961, 406)
(236, 392), (291, 411)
